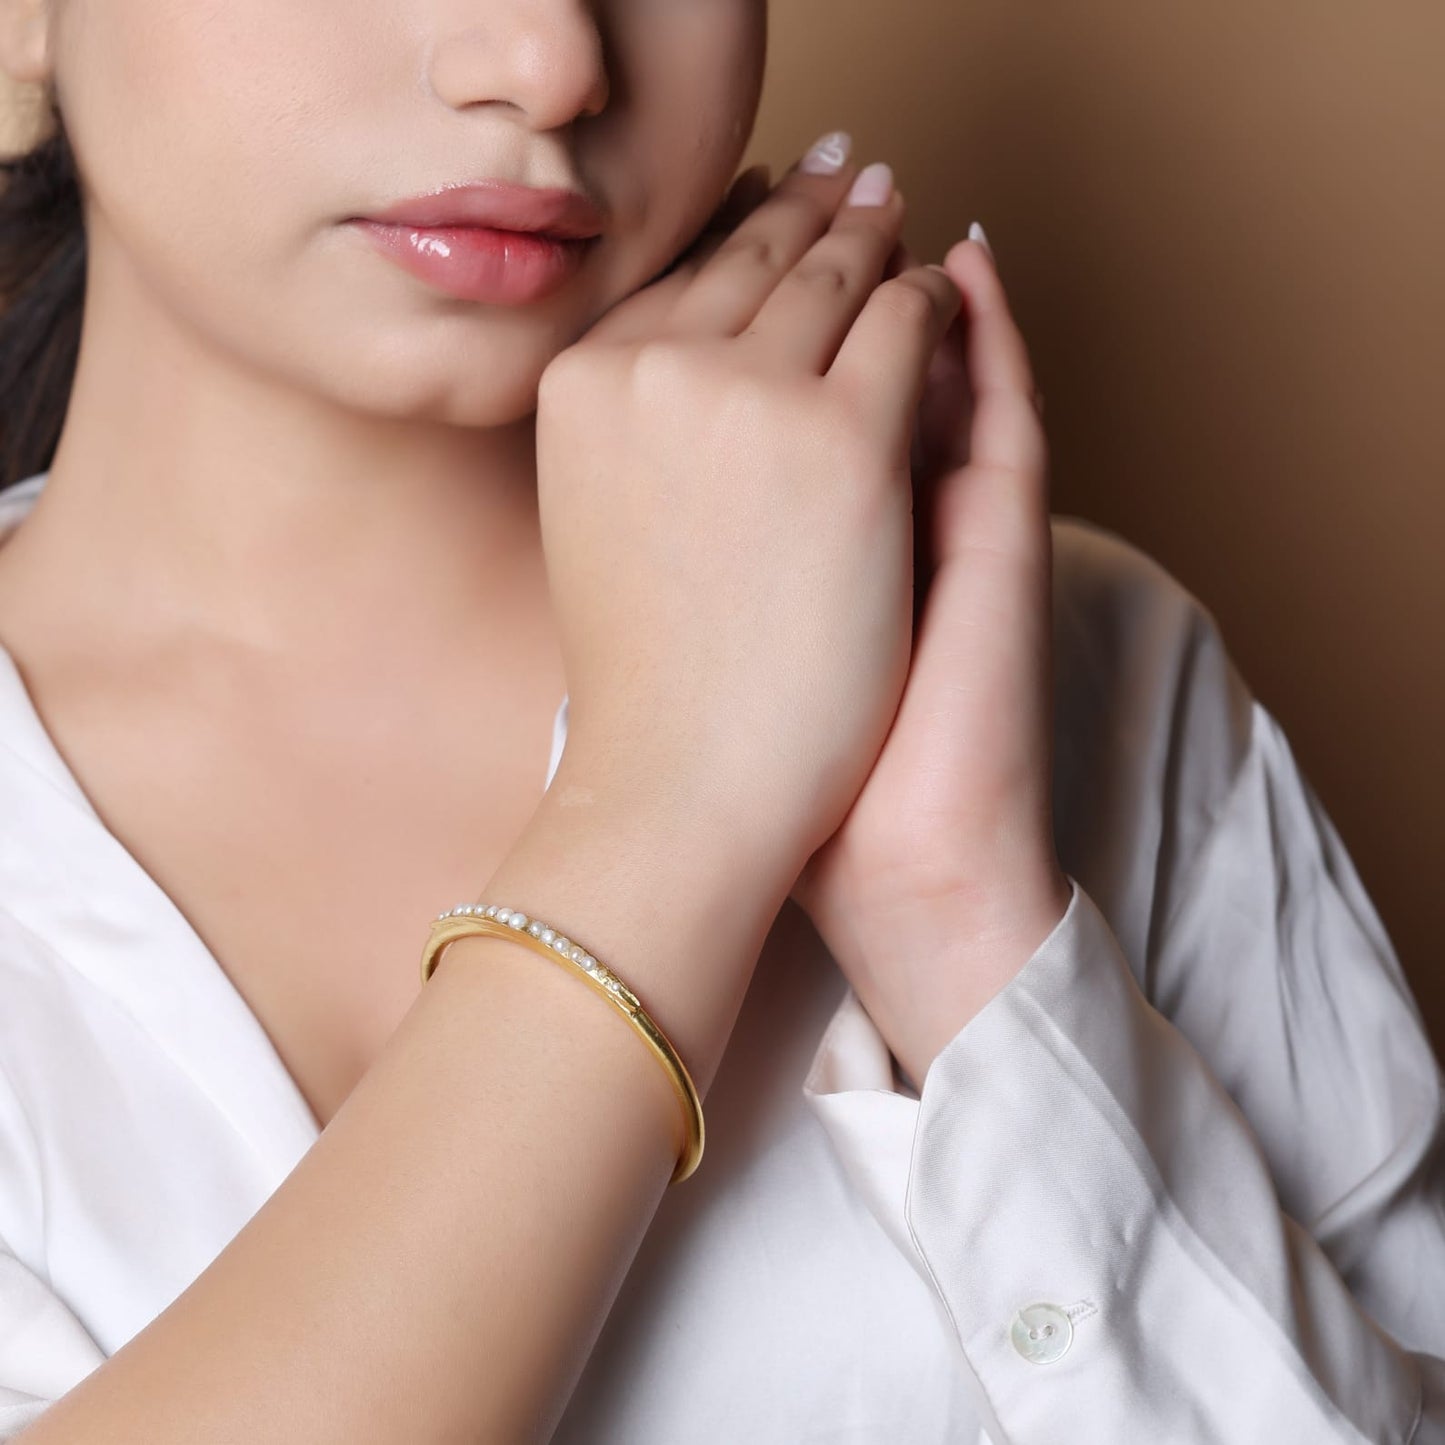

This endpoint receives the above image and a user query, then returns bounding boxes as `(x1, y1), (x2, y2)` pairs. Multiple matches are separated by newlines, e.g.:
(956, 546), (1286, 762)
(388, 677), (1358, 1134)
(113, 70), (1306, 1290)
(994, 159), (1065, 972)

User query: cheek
(611, 14), (767, 291)
(58, 0), (352, 262)
(50, 0), (415, 410)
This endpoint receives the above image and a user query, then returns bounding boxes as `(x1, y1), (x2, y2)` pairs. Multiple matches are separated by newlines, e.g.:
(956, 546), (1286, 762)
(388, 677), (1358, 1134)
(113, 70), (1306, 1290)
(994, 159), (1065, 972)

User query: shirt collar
(0, 474), (93, 812)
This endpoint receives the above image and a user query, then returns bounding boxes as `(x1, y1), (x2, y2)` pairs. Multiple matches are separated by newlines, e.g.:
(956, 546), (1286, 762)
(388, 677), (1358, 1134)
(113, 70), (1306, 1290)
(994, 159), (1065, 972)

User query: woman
(0, 2), (1439, 1441)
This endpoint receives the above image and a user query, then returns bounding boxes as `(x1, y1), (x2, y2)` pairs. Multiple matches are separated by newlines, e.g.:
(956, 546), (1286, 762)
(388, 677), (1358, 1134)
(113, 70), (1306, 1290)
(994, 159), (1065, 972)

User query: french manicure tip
(798, 130), (853, 175)
(968, 221), (994, 259)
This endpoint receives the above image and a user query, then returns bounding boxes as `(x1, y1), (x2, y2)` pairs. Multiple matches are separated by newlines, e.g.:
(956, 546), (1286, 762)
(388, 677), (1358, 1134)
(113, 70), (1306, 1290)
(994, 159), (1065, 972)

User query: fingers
(738, 168), (908, 372)
(940, 237), (1047, 490)
(712, 164), (774, 233)
(882, 238), (915, 282)
(826, 264), (965, 460)
(921, 236), (1051, 579)
(657, 164), (774, 282)
(663, 134), (882, 338)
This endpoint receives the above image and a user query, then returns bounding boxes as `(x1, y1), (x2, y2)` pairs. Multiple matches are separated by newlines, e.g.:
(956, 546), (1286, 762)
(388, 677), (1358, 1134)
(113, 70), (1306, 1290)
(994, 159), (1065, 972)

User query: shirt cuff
(801, 878), (1085, 1276)
(802, 878), (1422, 1443)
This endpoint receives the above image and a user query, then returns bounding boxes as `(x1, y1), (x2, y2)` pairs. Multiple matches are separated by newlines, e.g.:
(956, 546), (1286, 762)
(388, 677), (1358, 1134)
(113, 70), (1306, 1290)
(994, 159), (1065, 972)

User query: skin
(0, 0), (1069, 1435)
(0, 0), (769, 1126)
(790, 229), (1072, 1088)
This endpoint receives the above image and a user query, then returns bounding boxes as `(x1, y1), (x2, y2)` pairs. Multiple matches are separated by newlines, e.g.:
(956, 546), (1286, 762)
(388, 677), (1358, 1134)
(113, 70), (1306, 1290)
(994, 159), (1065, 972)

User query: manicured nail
(968, 221), (995, 260)
(846, 161), (895, 207)
(798, 130), (852, 175)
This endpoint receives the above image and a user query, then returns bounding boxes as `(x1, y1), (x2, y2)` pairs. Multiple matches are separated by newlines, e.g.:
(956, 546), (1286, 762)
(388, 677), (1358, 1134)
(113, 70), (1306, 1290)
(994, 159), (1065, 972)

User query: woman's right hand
(534, 136), (963, 885)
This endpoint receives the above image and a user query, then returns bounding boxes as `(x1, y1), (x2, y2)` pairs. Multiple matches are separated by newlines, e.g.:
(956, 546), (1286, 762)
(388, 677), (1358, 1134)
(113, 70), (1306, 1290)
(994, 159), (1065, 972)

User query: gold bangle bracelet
(421, 905), (705, 1185)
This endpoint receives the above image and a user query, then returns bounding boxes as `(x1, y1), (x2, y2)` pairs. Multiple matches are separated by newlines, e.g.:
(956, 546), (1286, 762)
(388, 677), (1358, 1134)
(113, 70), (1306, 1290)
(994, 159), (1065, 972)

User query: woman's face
(36, 0), (767, 427)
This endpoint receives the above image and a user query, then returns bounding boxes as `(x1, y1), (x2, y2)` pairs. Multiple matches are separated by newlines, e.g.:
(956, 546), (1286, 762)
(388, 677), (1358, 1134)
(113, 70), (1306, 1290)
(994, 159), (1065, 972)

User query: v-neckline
(0, 473), (572, 1181)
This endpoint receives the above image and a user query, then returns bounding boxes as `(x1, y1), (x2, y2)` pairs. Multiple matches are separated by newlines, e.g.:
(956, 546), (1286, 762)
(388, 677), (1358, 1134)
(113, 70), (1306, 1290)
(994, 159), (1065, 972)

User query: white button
(1010, 1302), (1074, 1364)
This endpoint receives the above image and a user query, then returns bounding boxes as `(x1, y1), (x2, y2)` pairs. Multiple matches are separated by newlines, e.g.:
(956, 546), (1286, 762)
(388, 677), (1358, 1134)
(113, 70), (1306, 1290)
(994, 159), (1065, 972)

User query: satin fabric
(0, 469), (1441, 1443)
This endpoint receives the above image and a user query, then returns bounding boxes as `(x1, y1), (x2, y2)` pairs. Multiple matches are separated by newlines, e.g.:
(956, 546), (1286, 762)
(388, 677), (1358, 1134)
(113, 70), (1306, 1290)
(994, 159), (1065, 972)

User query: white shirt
(0, 466), (1441, 1444)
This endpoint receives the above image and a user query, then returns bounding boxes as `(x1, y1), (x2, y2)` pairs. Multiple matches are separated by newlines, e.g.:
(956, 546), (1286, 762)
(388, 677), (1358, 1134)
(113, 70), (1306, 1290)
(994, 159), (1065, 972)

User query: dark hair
(0, 84), (84, 494)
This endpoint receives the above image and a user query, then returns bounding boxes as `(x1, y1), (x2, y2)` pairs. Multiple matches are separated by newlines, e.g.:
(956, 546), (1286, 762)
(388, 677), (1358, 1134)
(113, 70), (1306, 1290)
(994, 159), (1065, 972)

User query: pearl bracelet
(421, 903), (705, 1184)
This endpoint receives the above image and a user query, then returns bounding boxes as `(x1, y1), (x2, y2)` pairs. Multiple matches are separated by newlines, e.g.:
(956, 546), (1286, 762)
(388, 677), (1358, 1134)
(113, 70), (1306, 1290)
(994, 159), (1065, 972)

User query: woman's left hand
(788, 229), (1072, 1091)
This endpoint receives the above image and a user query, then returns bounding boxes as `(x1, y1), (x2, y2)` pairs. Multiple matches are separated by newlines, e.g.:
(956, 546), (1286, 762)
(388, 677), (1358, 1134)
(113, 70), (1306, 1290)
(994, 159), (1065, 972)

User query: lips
(344, 180), (604, 305)
(354, 182), (604, 241)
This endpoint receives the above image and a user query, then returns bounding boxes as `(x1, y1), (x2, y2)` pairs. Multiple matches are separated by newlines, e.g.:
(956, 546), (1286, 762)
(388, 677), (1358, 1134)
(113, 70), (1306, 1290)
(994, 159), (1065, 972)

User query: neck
(14, 223), (558, 670)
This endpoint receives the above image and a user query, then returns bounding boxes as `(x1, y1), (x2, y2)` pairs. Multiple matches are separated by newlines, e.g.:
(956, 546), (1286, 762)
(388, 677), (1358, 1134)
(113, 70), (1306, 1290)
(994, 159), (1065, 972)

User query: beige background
(4, 2), (1442, 1045)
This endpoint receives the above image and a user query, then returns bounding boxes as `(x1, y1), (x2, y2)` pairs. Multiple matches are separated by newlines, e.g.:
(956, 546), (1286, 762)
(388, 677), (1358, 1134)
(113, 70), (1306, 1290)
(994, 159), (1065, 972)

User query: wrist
(547, 730), (816, 888)
(825, 867), (1074, 1091)
(482, 775), (795, 1091)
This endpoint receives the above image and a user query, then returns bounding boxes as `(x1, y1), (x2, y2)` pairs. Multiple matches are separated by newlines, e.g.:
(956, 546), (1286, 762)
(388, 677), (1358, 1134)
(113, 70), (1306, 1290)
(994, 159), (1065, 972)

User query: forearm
(20, 784), (788, 1444)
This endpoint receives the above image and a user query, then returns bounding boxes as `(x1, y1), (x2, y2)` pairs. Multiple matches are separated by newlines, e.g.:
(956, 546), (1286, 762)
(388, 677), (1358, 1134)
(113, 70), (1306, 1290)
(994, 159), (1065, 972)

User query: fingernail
(846, 161), (895, 207)
(798, 130), (852, 175)
(968, 221), (995, 260)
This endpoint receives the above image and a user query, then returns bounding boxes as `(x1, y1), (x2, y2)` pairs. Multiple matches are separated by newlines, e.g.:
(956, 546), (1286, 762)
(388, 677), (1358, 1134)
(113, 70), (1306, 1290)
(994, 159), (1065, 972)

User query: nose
(427, 0), (610, 130)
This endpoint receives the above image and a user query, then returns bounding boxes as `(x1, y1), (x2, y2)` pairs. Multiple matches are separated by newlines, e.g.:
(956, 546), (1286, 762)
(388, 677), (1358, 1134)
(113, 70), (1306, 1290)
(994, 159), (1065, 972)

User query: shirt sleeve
(0, 1242), (105, 1440)
(0, 1053), (105, 1441)
(802, 696), (1445, 1443)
